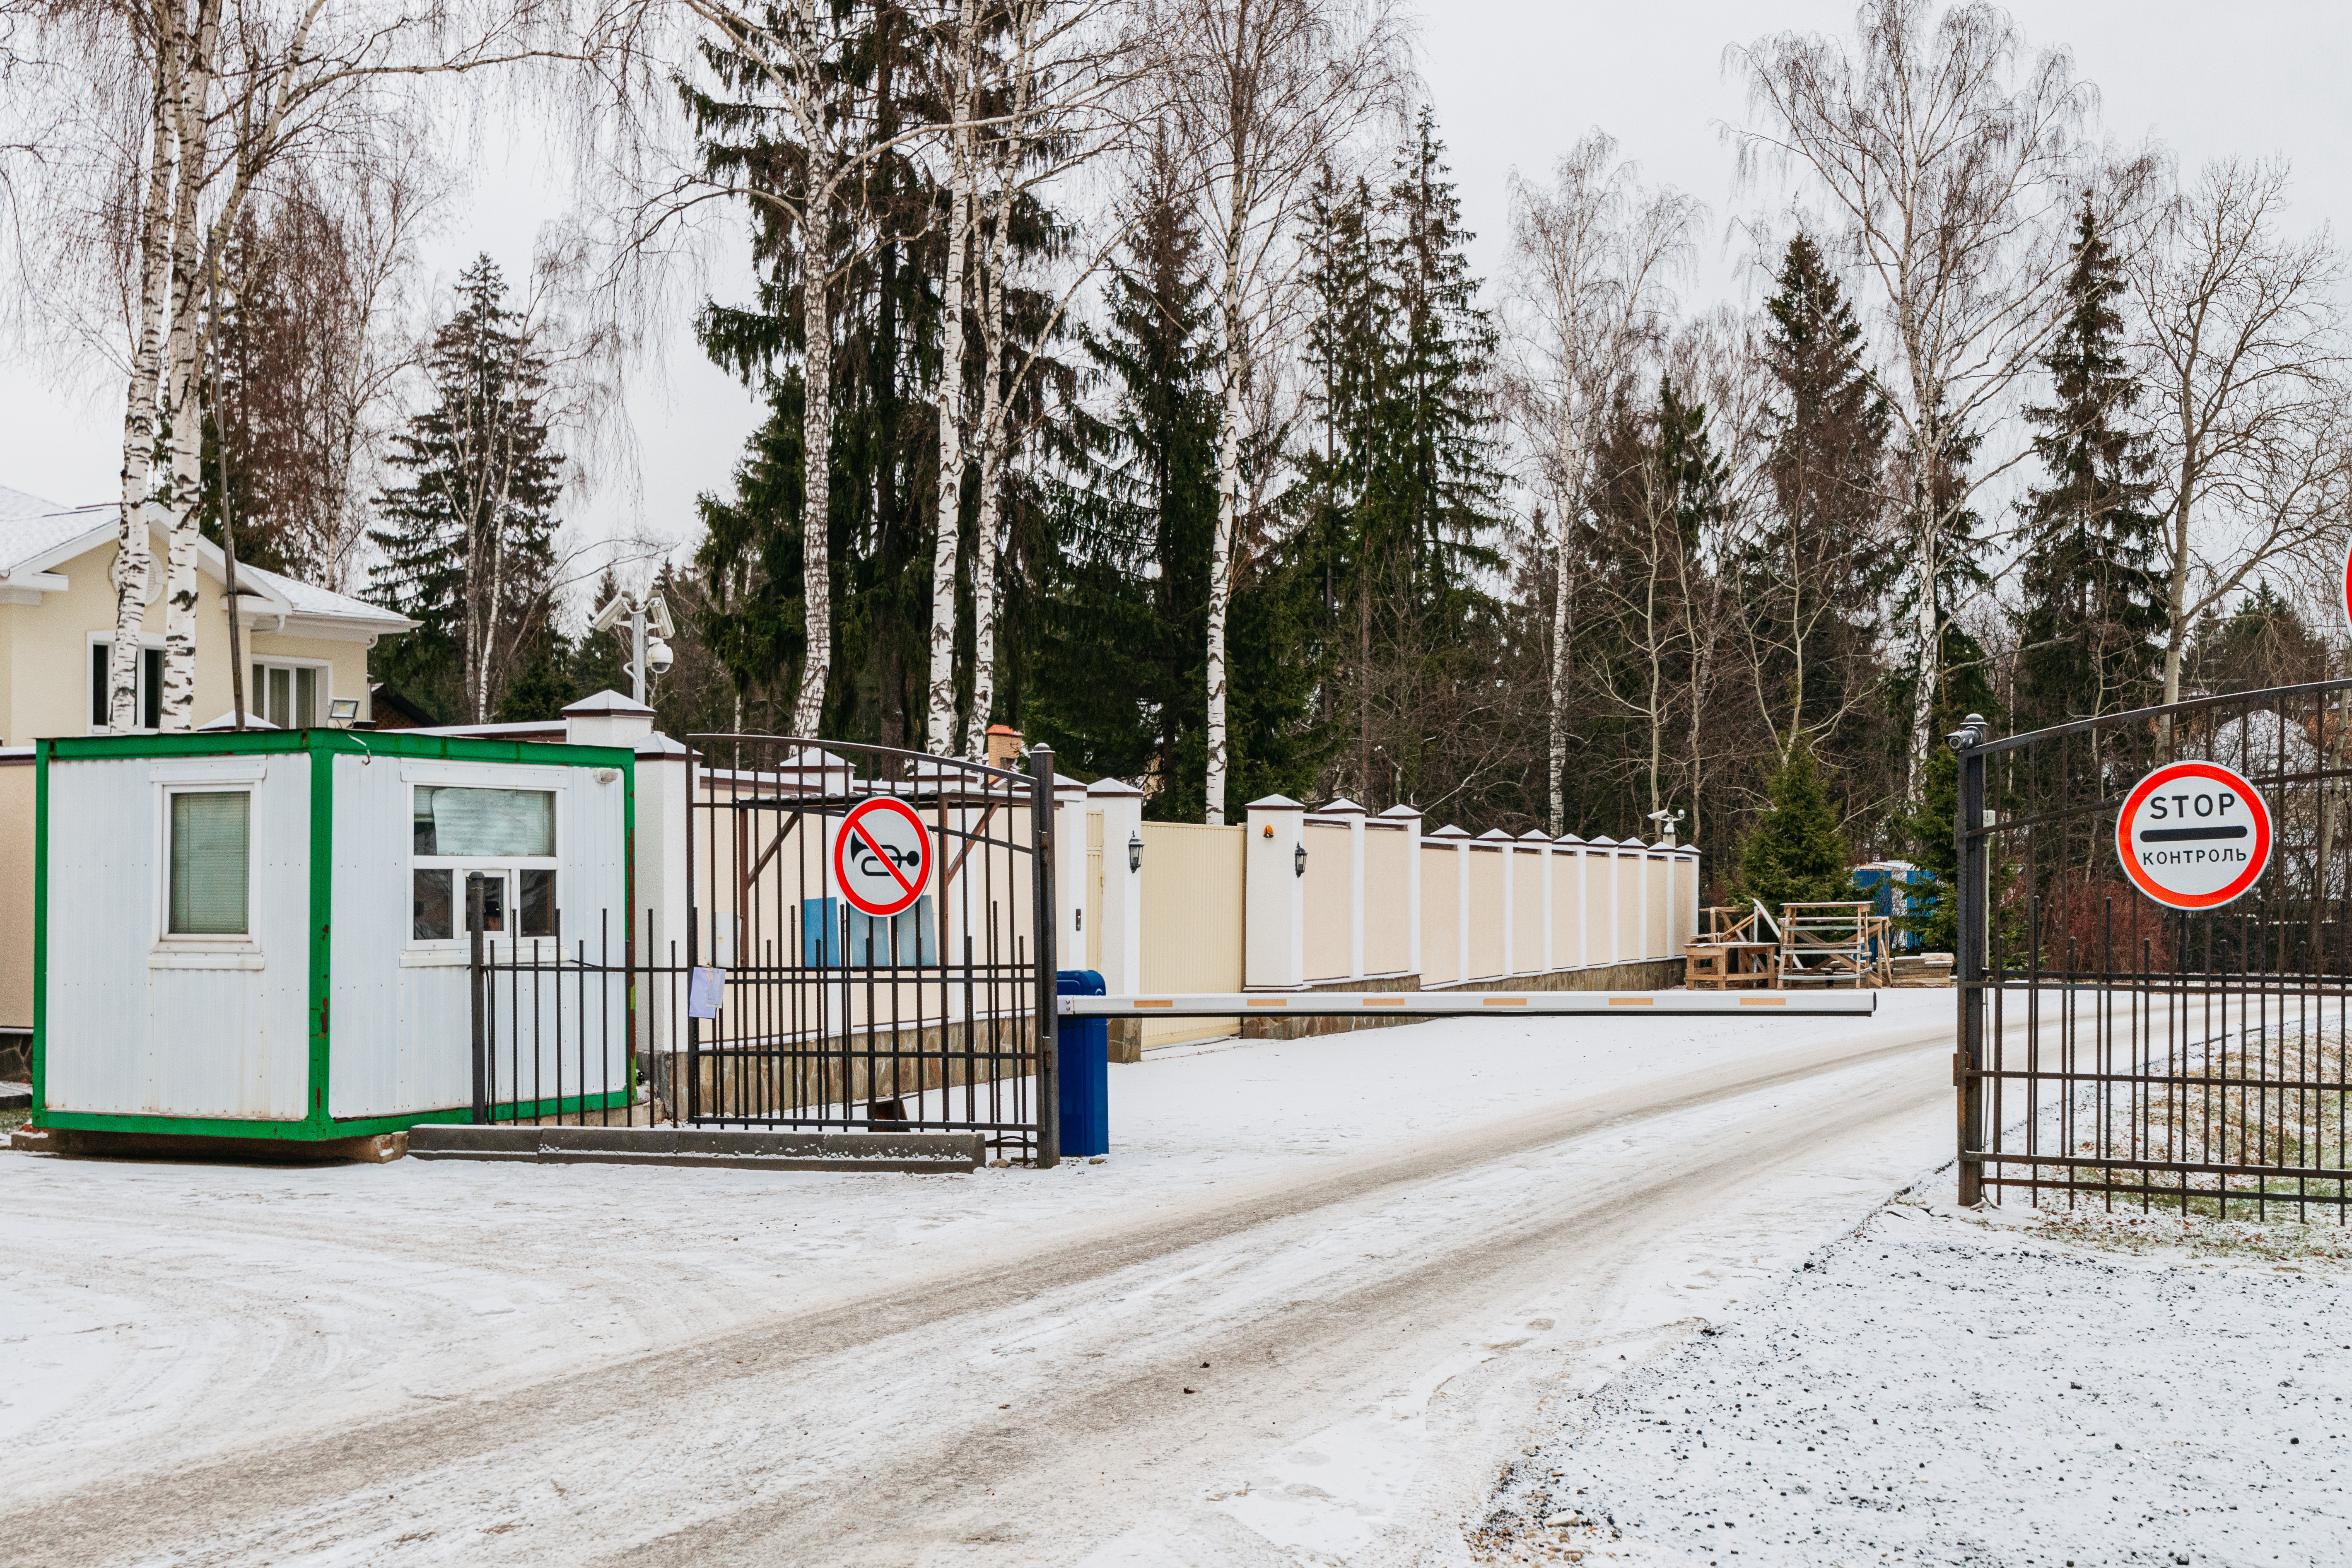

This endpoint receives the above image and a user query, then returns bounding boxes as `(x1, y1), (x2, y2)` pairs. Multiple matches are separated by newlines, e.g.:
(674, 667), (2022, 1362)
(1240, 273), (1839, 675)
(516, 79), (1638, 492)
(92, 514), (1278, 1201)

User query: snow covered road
(1, 994), (1961, 1566)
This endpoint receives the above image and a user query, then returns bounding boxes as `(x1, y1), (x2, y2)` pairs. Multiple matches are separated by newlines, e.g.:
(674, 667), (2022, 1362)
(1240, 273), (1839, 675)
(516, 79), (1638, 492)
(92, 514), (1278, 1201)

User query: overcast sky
(3, 0), (2343, 603)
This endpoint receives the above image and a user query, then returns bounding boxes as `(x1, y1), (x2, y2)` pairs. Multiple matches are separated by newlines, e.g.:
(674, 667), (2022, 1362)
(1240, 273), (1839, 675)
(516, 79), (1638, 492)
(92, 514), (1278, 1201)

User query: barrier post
(1055, 969), (1110, 1157)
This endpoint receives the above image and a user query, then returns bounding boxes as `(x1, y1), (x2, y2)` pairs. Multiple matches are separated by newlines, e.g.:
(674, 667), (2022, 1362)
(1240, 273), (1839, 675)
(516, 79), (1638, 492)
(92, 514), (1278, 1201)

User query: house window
(168, 791), (249, 935)
(411, 786), (557, 942)
(251, 661), (323, 729)
(90, 642), (164, 731)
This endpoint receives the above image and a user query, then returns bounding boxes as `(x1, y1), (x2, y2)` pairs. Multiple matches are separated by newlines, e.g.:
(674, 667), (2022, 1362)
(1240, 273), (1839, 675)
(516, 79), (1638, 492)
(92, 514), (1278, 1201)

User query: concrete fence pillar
(1086, 778), (1144, 996)
(1245, 794), (1307, 989)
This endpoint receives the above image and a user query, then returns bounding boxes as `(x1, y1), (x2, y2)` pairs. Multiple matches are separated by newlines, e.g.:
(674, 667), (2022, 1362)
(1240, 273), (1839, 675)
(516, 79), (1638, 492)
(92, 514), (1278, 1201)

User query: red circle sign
(2342, 535), (2352, 638)
(832, 797), (932, 918)
(2115, 760), (2272, 910)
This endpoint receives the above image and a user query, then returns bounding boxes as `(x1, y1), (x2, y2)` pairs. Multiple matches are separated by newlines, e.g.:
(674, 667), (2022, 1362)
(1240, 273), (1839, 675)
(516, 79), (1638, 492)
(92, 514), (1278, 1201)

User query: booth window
(411, 785), (557, 942)
(169, 791), (249, 935)
(90, 641), (164, 731)
(251, 661), (323, 729)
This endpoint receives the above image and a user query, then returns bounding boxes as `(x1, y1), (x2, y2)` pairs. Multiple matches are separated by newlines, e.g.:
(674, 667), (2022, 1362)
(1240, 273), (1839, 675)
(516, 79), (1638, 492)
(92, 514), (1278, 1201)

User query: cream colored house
(0, 484), (413, 1058)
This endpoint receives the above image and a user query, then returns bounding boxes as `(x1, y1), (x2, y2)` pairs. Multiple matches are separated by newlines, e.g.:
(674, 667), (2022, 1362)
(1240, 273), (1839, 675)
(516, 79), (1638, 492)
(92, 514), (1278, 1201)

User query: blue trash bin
(1054, 969), (1110, 1158)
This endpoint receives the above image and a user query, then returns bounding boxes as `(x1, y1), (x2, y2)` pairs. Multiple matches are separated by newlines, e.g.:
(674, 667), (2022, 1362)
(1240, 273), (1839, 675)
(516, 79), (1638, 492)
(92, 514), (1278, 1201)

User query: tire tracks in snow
(4, 1022), (1956, 1567)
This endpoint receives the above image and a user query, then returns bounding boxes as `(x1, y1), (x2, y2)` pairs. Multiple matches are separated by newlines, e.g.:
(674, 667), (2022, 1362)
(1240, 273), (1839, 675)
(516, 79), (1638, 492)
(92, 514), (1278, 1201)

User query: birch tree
(1730, 0), (2103, 798)
(1499, 131), (1698, 833)
(13, 0), (586, 731)
(2133, 157), (2347, 708)
(923, 0), (979, 754)
(1157, 0), (1401, 822)
(946, 0), (1157, 762)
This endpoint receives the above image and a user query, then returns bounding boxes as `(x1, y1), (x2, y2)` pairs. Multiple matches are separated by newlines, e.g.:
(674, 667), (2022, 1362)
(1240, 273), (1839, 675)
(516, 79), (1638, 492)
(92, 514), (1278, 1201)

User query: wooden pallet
(1684, 941), (1780, 990)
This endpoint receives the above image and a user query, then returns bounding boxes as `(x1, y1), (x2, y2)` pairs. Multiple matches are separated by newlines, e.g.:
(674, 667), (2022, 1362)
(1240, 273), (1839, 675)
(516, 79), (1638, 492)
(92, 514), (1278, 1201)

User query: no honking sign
(2115, 760), (2273, 910)
(832, 797), (932, 918)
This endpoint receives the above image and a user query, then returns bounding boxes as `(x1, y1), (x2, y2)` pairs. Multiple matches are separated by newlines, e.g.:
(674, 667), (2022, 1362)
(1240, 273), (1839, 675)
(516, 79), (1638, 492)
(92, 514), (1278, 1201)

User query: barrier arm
(1057, 990), (1876, 1018)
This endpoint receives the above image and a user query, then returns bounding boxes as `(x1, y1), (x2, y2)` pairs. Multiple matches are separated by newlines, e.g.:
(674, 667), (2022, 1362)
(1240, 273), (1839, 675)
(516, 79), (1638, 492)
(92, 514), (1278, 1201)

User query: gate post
(1031, 744), (1061, 1169)
(1952, 714), (1989, 1206)
(468, 875), (488, 1124)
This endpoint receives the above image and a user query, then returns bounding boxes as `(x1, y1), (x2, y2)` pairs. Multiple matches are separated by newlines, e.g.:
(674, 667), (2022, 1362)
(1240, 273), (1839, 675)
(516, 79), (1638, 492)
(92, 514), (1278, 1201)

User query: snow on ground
(0, 993), (1955, 1516)
(1476, 1194), (2352, 1568)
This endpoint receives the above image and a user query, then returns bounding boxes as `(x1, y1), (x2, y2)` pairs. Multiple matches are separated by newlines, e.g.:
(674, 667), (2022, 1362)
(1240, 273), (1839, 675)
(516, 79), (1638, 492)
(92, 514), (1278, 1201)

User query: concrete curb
(405, 1124), (985, 1173)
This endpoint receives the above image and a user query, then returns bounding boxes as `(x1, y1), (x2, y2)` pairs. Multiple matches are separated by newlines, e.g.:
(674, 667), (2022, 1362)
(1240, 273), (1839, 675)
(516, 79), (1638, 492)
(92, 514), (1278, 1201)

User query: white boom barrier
(1057, 991), (1877, 1018)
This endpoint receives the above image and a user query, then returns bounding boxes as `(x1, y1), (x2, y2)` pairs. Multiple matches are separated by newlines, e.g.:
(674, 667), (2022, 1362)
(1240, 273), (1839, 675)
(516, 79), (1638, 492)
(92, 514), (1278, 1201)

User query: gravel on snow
(1476, 1201), (2352, 1568)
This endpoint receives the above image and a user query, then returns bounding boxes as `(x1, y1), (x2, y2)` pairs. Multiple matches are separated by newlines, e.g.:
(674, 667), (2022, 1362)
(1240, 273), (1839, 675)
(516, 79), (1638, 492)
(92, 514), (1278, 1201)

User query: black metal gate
(682, 736), (1060, 1164)
(1954, 681), (2352, 1218)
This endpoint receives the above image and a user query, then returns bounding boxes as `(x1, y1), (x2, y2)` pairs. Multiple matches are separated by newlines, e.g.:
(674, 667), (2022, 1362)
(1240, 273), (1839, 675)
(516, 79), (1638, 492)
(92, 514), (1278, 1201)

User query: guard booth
(28, 727), (633, 1147)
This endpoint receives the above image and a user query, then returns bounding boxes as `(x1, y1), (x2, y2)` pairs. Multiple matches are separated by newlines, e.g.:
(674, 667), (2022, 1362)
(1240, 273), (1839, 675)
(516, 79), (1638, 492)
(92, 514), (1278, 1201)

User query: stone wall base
(1239, 960), (1685, 1042)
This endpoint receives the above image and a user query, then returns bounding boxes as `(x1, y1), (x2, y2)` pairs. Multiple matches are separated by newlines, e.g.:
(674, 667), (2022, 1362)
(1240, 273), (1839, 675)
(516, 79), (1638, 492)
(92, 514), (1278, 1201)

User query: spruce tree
(2014, 200), (2165, 731)
(1751, 234), (1889, 754)
(369, 255), (562, 723)
(1734, 736), (1852, 911)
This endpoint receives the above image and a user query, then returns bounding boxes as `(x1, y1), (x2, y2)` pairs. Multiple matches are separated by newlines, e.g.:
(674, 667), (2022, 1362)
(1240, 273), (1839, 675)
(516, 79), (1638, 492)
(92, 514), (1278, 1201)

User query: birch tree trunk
(924, 6), (976, 756)
(1204, 201), (1244, 825)
(966, 199), (1009, 764)
(1546, 510), (1572, 833)
(111, 14), (177, 733)
(791, 147), (835, 736)
(156, 0), (219, 733)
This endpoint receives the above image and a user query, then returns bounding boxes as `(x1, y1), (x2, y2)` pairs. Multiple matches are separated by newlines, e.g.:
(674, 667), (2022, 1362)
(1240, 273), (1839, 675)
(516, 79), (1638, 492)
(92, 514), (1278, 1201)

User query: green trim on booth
(37, 1107), (488, 1140)
(31, 728), (641, 1142)
(307, 738), (335, 1130)
(30, 739), (48, 1115)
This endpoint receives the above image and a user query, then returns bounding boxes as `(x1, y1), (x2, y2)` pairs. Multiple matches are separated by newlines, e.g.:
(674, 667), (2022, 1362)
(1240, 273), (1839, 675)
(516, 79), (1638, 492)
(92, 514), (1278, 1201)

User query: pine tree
(1734, 736), (1852, 910)
(2014, 200), (2165, 731)
(1751, 235), (1890, 757)
(1293, 107), (1508, 811)
(368, 255), (562, 723)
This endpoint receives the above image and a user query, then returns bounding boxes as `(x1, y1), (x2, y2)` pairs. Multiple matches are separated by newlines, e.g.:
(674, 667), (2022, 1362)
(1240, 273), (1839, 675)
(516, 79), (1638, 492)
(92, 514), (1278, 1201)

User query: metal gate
(1954, 680), (2352, 1218)
(683, 736), (1059, 1164)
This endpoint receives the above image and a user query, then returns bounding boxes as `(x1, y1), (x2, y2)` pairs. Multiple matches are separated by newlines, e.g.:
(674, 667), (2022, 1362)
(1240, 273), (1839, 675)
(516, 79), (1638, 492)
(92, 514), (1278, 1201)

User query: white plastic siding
(329, 755), (630, 1119)
(43, 753), (313, 1120)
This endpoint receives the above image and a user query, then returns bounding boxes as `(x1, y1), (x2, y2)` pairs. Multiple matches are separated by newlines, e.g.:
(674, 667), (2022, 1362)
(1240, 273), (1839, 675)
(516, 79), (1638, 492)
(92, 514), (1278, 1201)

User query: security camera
(646, 636), (675, 678)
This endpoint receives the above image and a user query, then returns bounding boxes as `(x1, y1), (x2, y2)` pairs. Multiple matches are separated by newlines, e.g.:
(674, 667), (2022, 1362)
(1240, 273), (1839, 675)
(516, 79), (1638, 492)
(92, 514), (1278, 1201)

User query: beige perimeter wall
(1138, 821), (1245, 1047)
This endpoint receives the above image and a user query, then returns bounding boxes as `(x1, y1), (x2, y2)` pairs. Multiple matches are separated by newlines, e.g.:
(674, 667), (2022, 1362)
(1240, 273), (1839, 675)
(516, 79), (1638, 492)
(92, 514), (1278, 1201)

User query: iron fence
(683, 736), (1057, 1163)
(1956, 680), (2352, 1219)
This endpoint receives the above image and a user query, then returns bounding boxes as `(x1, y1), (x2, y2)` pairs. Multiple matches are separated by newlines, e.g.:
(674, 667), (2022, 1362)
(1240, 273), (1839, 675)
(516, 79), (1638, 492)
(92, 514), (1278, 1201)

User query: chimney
(986, 723), (1023, 770)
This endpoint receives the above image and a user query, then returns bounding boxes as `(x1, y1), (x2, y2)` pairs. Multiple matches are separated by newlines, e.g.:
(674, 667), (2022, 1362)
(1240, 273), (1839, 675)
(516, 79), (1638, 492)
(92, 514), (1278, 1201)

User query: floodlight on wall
(327, 697), (361, 727)
(1294, 842), (1308, 878)
(1127, 829), (1143, 874)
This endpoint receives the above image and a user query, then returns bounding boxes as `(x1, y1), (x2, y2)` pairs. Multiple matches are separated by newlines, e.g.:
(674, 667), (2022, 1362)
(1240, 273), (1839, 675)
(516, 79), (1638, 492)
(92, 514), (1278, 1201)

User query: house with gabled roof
(0, 483), (415, 1069)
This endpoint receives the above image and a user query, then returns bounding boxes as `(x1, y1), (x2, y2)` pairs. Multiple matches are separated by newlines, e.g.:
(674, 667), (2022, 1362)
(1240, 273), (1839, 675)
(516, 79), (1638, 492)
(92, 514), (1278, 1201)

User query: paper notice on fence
(689, 965), (726, 1019)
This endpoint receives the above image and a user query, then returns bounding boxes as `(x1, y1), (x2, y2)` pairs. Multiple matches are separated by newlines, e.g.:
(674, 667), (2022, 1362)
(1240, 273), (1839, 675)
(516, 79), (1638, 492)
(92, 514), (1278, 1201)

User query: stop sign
(2115, 760), (2272, 910)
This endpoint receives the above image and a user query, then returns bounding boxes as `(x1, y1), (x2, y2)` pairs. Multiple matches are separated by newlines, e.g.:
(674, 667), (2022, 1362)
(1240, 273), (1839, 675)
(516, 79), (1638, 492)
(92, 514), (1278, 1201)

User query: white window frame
(151, 765), (266, 963)
(248, 655), (333, 731)
(406, 779), (564, 961)
(89, 631), (166, 735)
